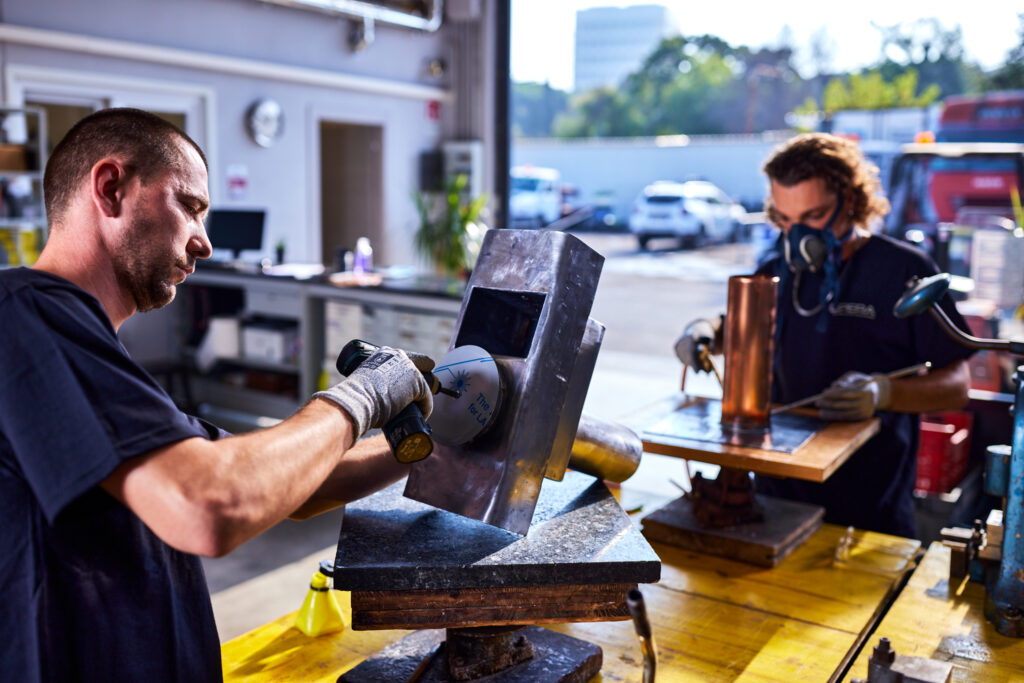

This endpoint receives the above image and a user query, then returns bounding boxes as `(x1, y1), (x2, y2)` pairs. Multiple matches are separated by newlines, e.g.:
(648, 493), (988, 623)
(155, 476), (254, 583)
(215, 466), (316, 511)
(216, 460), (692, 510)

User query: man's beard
(112, 213), (179, 313)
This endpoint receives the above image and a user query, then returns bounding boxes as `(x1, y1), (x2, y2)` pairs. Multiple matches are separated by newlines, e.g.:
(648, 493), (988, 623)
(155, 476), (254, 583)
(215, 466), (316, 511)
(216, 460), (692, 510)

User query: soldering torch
(335, 339), (458, 464)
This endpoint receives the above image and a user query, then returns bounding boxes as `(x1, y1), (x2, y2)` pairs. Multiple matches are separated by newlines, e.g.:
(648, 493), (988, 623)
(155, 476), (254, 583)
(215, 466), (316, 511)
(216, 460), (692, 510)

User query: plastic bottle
(294, 560), (345, 637)
(352, 237), (373, 275)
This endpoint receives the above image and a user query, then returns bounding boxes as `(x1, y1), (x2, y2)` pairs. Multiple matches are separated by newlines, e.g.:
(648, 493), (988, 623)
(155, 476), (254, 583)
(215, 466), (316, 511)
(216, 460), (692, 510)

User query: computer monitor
(205, 209), (265, 260)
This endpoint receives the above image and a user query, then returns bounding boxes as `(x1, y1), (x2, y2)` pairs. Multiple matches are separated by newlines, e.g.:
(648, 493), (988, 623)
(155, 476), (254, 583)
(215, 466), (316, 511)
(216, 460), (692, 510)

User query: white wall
(0, 0), (493, 267)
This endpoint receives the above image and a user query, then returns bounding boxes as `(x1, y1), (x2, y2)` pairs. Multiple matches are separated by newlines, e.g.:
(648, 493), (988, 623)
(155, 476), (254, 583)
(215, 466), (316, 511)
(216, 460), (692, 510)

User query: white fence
(511, 132), (792, 223)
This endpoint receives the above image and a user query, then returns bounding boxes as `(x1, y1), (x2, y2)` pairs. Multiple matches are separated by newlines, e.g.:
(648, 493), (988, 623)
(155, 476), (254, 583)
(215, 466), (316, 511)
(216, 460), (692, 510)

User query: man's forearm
(888, 359), (971, 414)
(289, 434), (410, 520)
(104, 398), (359, 556)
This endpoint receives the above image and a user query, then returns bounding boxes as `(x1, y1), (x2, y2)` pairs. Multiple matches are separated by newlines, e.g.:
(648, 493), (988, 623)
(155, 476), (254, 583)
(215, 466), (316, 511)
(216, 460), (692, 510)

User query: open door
(319, 120), (383, 269)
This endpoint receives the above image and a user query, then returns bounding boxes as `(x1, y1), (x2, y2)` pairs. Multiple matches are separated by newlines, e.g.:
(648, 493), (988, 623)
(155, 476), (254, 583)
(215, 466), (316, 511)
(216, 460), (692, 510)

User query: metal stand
(332, 472), (660, 681)
(688, 466), (763, 527)
(338, 626), (601, 682)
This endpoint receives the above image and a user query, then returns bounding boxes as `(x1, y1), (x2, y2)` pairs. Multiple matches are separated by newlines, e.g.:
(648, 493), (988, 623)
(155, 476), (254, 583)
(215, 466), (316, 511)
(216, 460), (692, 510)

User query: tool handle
(335, 339), (434, 463)
(771, 361), (932, 416)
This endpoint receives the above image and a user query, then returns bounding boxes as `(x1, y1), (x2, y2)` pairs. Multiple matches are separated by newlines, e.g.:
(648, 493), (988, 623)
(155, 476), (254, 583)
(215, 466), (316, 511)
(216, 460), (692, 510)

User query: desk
(221, 522), (919, 682)
(843, 542), (1024, 682)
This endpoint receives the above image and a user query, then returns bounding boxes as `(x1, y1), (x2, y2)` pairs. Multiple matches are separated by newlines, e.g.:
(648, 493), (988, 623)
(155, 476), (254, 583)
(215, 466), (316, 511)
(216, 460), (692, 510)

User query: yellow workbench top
(221, 521), (919, 682)
(843, 541), (1024, 682)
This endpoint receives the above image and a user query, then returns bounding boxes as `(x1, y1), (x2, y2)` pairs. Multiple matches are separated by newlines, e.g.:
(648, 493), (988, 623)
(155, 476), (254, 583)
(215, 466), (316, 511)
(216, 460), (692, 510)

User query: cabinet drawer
(247, 289), (301, 318)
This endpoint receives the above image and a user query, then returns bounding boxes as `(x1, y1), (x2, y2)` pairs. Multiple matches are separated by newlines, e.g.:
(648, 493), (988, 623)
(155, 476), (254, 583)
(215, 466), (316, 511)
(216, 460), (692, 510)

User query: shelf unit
(0, 107), (47, 267)
(171, 270), (462, 431)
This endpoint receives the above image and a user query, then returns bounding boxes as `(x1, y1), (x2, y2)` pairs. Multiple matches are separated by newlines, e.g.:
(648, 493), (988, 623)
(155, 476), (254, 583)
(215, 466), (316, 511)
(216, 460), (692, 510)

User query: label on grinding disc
(427, 345), (502, 446)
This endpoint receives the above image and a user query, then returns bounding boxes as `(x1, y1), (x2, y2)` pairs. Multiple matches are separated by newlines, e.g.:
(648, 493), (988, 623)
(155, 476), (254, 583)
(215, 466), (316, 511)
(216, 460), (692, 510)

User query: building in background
(573, 4), (678, 93)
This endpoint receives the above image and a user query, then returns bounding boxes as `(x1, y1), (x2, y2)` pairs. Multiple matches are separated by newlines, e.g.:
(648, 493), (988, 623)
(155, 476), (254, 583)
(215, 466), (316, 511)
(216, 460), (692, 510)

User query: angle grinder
(335, 339), (460, 464)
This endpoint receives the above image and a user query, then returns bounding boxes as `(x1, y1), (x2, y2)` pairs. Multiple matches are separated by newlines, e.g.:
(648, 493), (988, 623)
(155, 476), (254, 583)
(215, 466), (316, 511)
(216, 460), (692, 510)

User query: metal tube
(567, 413), (643, 483)
(721, 274), (779, 432)
(928, 305), (1024, 355)
(626, 587), (656, 683)
(991, 366), (1024, 636)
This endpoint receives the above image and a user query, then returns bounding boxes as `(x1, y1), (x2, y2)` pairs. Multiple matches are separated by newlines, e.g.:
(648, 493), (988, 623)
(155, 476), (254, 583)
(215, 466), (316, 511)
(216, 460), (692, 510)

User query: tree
(819, 68), (940, 113)
(614, 35), (806, 136)
(511, 81), (569, 138)
(872, 18), (971, 98)
(552, 87), (645, 138)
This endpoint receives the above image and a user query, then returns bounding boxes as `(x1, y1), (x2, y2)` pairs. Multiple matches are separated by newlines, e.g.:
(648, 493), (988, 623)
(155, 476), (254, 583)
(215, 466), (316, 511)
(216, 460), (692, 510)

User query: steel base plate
(642, 493), (824, 566)
(643, 397), (824, 453)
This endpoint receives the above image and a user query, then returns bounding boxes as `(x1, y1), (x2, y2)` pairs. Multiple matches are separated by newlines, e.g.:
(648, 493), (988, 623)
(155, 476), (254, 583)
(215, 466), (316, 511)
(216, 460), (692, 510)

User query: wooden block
(350, 583), (635, 630)
(630, 393), (879, 482)
(640, 494), (824, 566)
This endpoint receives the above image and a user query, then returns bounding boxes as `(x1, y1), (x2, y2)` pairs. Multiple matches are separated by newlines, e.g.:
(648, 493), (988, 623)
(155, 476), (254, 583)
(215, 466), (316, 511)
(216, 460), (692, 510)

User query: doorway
(319, 121), (383, 269)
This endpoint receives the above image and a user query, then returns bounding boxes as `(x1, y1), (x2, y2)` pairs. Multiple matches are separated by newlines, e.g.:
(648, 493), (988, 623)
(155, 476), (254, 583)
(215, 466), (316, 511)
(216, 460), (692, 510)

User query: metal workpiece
(546, 317), (605, 481)
(566, 412), (643, 483)
(335, 470), (661, 592)
(404, 229), (605, 535)
(720, 274), (778, 432)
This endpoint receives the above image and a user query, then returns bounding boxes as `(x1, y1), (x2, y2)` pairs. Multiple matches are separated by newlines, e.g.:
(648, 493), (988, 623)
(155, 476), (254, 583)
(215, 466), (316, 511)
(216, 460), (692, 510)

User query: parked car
(509, 165), (562, 228)
(628, 180), (747, 249)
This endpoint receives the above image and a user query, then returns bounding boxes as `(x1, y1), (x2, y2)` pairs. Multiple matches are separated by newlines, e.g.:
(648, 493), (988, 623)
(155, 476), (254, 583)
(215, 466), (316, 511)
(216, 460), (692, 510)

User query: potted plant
(414, 173), (488, 280)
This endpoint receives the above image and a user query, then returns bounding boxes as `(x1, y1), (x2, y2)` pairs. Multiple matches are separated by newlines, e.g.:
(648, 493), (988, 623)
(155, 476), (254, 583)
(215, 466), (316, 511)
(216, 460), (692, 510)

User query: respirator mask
(782, 195), (845, 274)
(780, 194), (851, 329)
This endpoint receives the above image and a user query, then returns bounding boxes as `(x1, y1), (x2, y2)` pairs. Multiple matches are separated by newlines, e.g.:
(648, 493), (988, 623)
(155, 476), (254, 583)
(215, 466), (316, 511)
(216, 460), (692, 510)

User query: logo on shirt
(830, 302), (876, 319)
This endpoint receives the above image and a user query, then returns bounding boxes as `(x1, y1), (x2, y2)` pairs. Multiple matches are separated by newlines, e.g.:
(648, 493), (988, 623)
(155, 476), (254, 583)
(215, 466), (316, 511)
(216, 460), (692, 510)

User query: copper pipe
(721, 274), (779, 432)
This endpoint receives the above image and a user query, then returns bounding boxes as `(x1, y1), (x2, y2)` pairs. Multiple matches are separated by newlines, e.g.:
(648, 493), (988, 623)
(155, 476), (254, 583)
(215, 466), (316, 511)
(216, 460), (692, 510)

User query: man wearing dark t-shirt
(679, 133), (973, 538)
(1, 108), (433, 682)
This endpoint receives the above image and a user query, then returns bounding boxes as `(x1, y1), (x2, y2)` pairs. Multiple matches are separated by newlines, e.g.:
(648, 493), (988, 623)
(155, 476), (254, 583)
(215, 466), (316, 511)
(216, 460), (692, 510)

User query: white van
(510, 165), (561, 228)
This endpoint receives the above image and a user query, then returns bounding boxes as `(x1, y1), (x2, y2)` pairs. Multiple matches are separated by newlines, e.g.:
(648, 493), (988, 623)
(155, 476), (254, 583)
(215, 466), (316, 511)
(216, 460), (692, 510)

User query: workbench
(843, 541), (1024, 682)
(221, 517), (922, 682)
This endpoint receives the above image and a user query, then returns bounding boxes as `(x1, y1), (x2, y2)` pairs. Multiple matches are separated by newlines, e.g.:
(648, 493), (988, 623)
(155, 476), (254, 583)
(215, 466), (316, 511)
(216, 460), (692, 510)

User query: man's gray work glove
(674, 316), (723, 373)
(314, 347), (434, 440)
(817, 371), (892, 421)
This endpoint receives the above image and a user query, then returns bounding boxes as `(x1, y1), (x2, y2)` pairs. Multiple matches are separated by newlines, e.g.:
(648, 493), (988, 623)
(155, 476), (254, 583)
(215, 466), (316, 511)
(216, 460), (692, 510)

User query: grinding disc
(428, 345), (502, 446)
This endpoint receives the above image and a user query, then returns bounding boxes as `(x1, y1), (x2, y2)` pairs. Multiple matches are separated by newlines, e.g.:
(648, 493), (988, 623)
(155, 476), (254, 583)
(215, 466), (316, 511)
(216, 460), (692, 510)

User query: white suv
(629, 180), (746, 250)
(509, 166), (562, 229)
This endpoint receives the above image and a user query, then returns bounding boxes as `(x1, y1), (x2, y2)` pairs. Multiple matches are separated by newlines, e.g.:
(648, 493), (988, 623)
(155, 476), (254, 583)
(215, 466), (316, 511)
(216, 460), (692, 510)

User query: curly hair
(763, 133), (890, 229)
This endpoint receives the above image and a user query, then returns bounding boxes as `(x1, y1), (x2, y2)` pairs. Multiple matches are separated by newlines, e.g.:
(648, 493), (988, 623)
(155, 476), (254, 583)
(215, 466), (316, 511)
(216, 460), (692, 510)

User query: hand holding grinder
(314, 340), (459, 464)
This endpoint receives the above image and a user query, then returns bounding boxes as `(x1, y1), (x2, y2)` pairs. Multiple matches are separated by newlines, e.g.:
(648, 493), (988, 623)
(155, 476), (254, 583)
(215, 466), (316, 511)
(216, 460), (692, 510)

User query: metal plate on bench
(643, 397), (823, 454)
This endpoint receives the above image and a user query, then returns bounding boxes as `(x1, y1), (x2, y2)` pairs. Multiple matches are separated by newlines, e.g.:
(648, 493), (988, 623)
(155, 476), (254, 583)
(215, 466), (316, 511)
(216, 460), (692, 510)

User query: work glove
(314, 347), (434, 440)
(816, 371), (892, 422)
(674, 316), (723, 373)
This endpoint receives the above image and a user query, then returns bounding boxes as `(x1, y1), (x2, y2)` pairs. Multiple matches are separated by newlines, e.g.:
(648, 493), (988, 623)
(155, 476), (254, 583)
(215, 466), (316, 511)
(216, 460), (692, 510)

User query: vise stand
(332, 229), (661, 681)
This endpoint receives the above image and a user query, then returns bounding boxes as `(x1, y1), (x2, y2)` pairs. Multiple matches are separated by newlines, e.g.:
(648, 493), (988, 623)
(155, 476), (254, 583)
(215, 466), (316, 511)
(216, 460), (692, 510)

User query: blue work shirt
(756, 234), (974, 537)
(0, 268), (225, 682)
